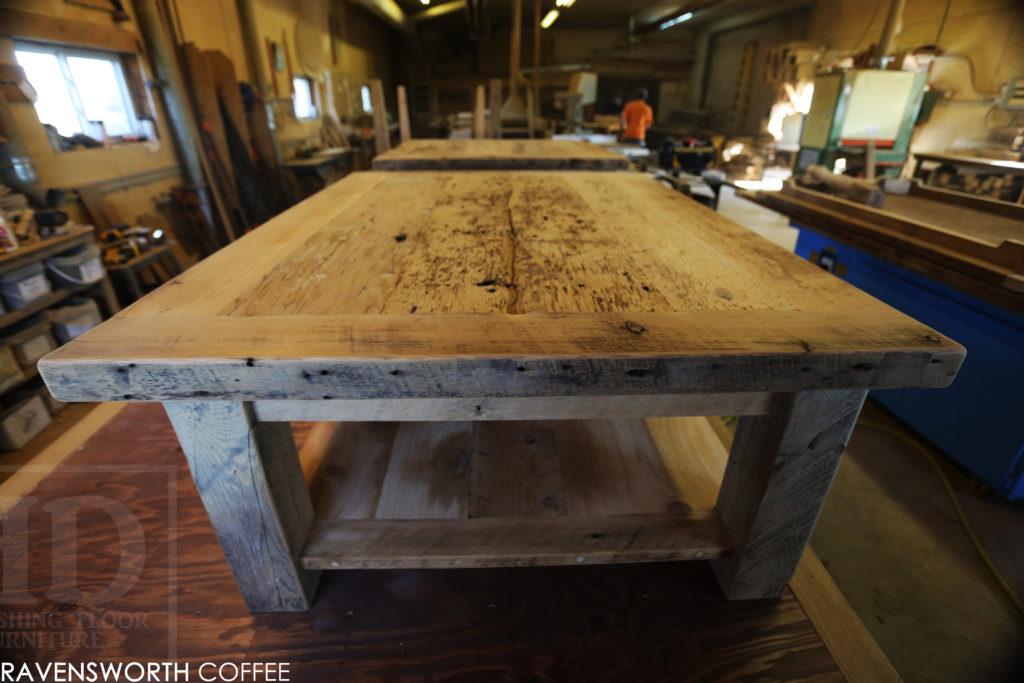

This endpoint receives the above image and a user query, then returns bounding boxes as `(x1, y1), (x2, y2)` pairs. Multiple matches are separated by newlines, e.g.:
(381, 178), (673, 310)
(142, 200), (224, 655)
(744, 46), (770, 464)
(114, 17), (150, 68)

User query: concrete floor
(814, 401), (1024, 683)
(718, 184), (1024, 682)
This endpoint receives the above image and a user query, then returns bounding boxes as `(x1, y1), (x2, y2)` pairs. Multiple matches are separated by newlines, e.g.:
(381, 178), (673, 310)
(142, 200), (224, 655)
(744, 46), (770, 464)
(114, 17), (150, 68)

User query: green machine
(795, 69), (928, 177)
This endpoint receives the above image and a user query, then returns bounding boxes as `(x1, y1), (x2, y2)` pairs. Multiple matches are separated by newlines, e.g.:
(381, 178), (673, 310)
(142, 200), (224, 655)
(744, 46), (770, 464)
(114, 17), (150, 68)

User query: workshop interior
(0, 0), (1022, 681)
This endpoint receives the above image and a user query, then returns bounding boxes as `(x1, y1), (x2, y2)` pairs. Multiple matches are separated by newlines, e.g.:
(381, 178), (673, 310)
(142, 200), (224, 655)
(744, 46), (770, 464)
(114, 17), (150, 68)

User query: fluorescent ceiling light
(659, 11), (692, 30)
(541, 9), (559, 28)
(420, 0), (430, 4)
(555, 0), (576, 7)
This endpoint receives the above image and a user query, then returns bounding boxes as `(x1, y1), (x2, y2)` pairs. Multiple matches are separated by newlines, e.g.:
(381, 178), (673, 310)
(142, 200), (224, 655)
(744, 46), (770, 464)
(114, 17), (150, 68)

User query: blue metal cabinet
(794, 225), (1024, 499)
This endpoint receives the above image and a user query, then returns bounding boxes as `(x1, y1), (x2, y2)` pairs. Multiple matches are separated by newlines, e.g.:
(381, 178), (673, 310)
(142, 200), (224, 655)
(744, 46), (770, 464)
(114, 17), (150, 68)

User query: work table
(371, 139), (630, 170)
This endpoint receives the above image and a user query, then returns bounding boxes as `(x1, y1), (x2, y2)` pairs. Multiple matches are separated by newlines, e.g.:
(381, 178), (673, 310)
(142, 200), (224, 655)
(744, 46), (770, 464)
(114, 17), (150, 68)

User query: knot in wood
(623, 320), (647, 335)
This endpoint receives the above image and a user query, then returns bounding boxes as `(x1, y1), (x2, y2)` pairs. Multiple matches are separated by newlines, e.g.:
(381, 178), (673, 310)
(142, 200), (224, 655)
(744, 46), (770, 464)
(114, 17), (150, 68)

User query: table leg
(124, 270), (144, 303)
(164, 401), (320, 611)
(712, 389), (867, 599)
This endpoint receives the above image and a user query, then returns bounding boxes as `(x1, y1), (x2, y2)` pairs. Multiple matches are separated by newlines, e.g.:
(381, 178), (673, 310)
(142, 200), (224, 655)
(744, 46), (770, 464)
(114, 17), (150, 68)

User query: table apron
(251, 392), (775, 422)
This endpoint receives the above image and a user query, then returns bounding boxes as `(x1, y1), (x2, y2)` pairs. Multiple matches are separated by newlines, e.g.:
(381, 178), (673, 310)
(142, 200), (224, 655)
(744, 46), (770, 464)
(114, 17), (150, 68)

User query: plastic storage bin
(0, 315), (57, 366)
(0, 393), (51, 450)
(0, 346), (24, 394)
(45, 243), (104, 288)
(0, 261), (52, 310)
(47, 297), (102, 344)
(39, 387), (67, 415)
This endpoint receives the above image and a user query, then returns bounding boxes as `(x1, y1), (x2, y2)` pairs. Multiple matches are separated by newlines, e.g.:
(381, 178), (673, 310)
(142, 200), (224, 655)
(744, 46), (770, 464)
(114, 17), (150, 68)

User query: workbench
(371, 139), (630, 170)
(747, 181), (1024, 497)
(40, 171), (963, 612)
(911, 151), (1024, 203)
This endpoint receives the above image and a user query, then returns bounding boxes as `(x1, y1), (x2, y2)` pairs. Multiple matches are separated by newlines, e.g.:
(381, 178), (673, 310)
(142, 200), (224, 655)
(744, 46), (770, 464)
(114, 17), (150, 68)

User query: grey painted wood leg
(713, 389), (868, 599)
(165, 401), (320, 611)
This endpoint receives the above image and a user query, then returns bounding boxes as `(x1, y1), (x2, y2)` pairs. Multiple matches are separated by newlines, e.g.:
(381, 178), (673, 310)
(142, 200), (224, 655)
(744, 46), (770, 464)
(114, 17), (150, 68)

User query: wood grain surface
(0, 403), (849, 680)
(297, 418), (730, 569)
(40, 171), (963, 403)
(372, 139), (630, 170)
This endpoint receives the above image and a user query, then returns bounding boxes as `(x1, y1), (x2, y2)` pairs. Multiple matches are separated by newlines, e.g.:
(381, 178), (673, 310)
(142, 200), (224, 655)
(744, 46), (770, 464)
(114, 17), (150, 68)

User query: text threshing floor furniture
(371, 139), (630, 171)
(39, 171), (964, 612)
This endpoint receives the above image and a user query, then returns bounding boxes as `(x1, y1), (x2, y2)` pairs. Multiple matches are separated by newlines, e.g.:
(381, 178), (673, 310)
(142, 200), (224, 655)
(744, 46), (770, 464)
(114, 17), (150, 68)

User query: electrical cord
(856, 420), (1024, 618)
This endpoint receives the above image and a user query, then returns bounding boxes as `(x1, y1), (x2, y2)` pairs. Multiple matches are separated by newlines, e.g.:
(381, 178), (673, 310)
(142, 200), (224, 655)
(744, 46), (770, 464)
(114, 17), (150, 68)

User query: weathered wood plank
(558, 420), (682, 516)
(301, 513), (730, 569)
(303, 417), (718, 527)
(40, 310), (963, 402)
(305, 422), (398, 520)
(369, 79), (390, 153)
(467, 421), (568, 517)
(373, 422), (472, 519)
(252, 393), (774, 422)
(164, 401), (320, 611)
(712, 390), (868, 599)
(372, 140), (629, 170)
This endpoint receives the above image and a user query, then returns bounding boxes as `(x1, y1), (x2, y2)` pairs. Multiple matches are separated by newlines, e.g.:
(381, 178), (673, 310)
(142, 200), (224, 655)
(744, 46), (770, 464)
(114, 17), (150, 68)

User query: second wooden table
(40, 171), (964, 612)
(371, 139), (630, 170)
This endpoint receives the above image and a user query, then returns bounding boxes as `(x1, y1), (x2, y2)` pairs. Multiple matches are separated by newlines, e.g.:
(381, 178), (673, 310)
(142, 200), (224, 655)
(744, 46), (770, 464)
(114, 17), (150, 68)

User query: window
(292, 76), (317, 120)
(15, 42), (148, 142)
(361, 85), (372, 113)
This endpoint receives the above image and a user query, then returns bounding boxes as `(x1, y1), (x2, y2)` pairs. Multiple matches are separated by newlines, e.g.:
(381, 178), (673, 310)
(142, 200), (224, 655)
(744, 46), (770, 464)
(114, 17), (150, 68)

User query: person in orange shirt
(620, 88), (654, 145)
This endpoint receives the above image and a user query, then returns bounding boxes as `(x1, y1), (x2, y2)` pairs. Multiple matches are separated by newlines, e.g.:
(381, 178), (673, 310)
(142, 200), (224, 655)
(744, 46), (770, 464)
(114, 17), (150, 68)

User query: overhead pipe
(235, 0), (283, 167)
(133, 0), (214, 226)
(872, 0), (906, 68)
(0, 90), (44, 203)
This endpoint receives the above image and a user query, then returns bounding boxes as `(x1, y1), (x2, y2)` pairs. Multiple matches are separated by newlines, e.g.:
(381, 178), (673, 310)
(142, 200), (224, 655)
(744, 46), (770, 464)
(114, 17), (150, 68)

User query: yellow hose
(857, 420), (1024, 618)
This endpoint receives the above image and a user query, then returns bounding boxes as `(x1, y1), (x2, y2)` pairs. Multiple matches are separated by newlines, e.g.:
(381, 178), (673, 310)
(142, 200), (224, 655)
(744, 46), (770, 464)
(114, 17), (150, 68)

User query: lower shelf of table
(297, 417), (733, 570)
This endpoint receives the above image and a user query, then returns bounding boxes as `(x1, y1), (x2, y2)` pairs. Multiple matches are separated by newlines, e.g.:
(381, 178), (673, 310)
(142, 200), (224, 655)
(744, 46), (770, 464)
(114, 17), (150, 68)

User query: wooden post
(509, 0), (522, 90)
(865, 141), (877, 181)
(473, 84), (487, 139)
(712, 389), (868, 599)
(164, 401), (320, 611)
(369, 78), (390, 153)
(489, 78), (503, 138)
(397, 85), (412, 142)
(527, 88), (535, 139)
(532, 0), (541, 112)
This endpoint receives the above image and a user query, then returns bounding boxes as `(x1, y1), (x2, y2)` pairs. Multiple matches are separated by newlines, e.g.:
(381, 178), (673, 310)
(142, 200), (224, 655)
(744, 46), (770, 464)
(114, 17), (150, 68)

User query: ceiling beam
(411, 0), (468, 22)
(348, 0), (412, 34)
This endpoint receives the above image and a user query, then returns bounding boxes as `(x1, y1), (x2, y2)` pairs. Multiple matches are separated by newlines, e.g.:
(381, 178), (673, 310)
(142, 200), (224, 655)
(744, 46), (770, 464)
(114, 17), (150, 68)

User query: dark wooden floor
(1, 404), (843, 681)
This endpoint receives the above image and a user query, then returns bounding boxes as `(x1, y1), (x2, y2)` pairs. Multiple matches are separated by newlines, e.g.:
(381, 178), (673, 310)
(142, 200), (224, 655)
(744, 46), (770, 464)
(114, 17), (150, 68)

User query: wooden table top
(371, 139), (630, 171)
(40, 171), (963, 402)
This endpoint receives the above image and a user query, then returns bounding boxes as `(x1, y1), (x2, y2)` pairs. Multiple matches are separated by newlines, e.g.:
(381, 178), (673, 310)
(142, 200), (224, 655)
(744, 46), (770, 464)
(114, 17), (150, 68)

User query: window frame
(292, 75), (319, 121)
(14, 40), (147, 140)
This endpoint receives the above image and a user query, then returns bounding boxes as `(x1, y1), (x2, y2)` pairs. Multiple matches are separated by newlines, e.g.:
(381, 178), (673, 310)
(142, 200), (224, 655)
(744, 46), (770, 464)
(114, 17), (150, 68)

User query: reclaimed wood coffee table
(39, 171), (964, 612)
(371, 139), (630, 170)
